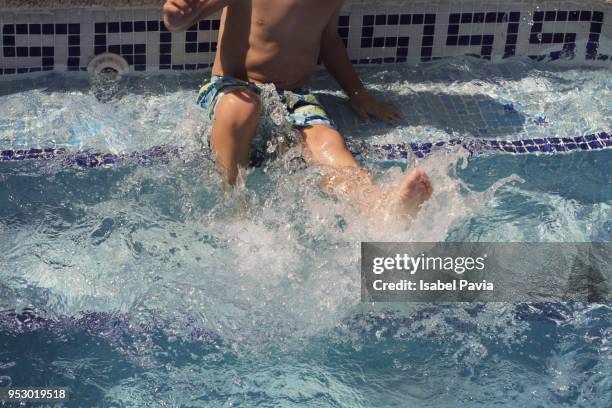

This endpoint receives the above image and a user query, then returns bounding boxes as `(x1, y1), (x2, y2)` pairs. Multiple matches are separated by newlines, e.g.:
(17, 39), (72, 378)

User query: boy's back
(213, 0), (342, 89)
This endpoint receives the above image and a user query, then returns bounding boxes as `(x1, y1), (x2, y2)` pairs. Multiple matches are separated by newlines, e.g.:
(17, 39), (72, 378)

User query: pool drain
(87, 53), (130, 78)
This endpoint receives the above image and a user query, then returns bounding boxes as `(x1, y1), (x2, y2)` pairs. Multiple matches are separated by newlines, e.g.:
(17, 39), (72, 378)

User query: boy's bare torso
(212, 0), (342, 89)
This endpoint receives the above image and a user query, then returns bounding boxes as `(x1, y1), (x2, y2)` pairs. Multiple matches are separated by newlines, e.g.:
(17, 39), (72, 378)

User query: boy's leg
(300, 125), (432, 217)
(210, 90), (262, 185)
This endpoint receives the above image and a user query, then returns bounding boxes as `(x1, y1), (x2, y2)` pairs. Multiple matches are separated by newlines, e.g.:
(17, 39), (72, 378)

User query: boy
(163, 0), (432, 217)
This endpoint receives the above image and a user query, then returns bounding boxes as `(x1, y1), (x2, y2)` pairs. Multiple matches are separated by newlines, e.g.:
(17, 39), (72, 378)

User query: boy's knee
(215, 91), (262, 127)
(303, 126), (346, 151)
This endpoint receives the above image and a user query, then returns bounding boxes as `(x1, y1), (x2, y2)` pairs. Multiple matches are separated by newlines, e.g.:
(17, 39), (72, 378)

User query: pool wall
(0, 0), (610, 80)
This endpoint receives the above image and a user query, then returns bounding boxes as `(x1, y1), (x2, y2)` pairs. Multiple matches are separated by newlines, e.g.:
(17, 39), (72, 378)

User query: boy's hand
(349, 91), (404, 124)
(164, 0), (205, 16)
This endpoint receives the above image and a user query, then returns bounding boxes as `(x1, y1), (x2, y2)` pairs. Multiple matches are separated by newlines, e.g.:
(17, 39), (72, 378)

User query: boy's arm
(163, 0), (233, 32)
(320, 7), (403, 124)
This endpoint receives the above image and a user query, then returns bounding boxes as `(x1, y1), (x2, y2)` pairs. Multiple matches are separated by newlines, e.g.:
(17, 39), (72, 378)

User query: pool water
(0, 57), (611, 407)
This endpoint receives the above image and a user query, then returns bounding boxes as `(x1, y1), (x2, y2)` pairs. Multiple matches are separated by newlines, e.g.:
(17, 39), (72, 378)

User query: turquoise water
(0, 58), (611, 407)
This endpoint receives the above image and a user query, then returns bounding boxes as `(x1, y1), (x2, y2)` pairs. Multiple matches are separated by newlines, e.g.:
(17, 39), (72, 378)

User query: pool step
(1, 132), (610, 168)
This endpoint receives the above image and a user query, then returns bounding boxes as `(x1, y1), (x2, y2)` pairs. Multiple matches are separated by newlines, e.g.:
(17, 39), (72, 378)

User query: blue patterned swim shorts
(196, 75), (336, 129)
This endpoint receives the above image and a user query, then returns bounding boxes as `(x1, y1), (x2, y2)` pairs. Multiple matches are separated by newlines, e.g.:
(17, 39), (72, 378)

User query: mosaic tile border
(2, 132), (610, 168)
(0, 1), (610, 79)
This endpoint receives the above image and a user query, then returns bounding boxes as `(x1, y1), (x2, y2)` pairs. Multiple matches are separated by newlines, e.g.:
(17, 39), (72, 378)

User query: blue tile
(42, 24), (54, 34)
(589, 141), (603, 149)
(147, 20), (159, 31)
(29, 24), (41, 35)
(590, 23), (602, 34)
(121, 21), (133, 32)
(160, 32), (172, 43)
(130, 21), (144, 32)
(108, 22), (120, 33)
(593, 11), (604, 22)
(55, 23), (67, 34)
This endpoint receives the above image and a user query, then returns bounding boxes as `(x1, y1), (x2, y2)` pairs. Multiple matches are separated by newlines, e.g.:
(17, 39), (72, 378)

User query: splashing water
(0, 58), (610, 407)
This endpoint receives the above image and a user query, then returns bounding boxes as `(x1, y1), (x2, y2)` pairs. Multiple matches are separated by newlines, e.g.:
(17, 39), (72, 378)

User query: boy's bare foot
(384, 169), (433, 219)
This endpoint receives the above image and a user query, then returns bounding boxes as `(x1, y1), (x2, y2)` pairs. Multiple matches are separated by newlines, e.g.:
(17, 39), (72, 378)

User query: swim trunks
(196, 75), (336, 129)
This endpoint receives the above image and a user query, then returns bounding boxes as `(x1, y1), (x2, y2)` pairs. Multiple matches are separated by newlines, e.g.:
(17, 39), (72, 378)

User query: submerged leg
(300, 125), (432, 218)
